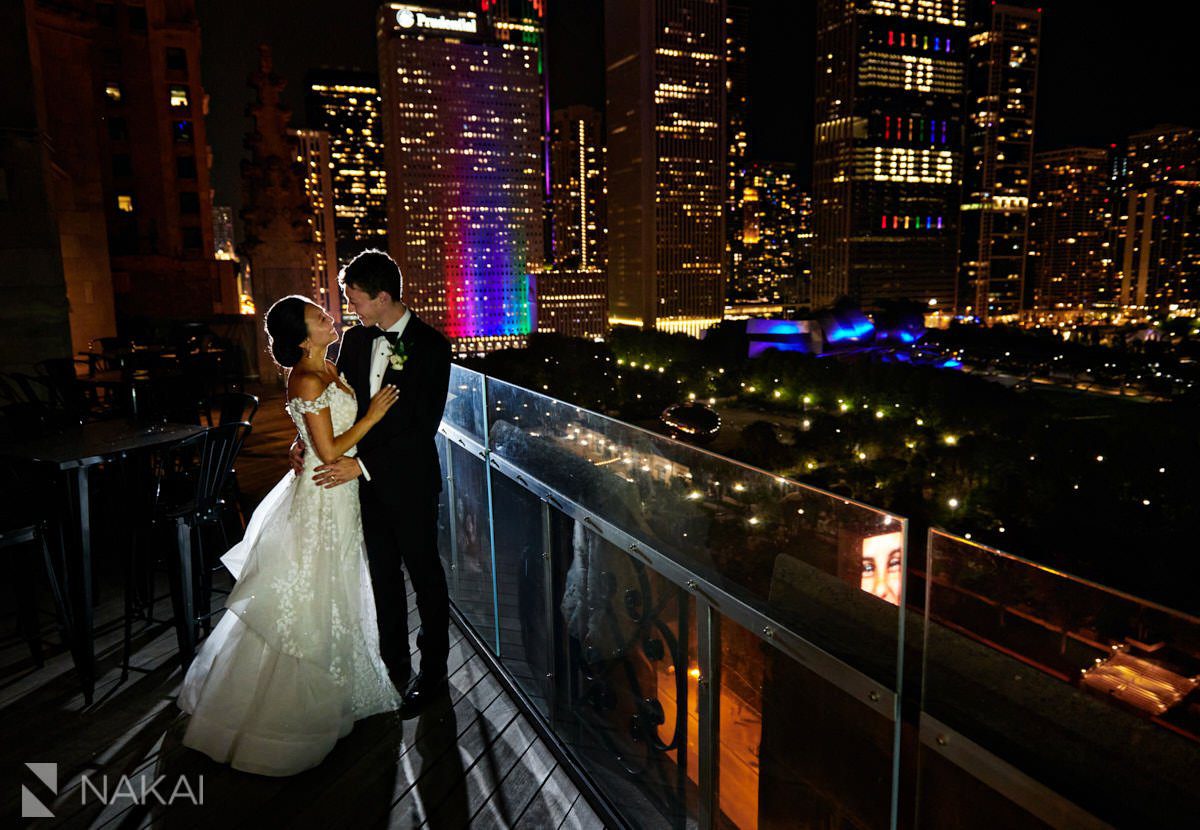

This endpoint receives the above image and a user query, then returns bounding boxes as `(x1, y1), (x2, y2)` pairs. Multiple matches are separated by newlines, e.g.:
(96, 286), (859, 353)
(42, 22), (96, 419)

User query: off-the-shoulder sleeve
(287, 385), (333, 415)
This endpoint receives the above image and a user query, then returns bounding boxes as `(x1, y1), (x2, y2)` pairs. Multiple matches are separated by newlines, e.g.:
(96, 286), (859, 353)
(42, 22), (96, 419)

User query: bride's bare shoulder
(287, 368), (327, 402)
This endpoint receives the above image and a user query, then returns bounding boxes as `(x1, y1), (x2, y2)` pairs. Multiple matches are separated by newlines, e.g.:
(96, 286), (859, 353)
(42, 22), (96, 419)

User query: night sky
(198, 0), (1196, 222)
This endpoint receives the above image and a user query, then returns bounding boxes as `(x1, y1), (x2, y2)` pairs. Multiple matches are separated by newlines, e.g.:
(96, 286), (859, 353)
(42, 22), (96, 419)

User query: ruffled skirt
(177, 470), (400, 776)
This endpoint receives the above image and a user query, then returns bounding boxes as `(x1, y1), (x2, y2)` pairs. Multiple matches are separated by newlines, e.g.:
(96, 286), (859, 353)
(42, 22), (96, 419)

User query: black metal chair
(203, 392), (260, 427)
(0, 373), (20, 404)
(122, 421), (252, 673)
(0, 523), (70, 668)
(0, 458), (71, 670)
(203, 392), (259, 529)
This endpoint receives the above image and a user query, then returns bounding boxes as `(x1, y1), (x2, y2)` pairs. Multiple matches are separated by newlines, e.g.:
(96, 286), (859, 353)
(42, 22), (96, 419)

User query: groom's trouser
(360, 489), (450, 679)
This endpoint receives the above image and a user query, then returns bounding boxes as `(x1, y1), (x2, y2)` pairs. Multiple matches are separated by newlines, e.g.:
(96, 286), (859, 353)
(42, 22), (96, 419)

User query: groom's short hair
(339, 249), (403, 301)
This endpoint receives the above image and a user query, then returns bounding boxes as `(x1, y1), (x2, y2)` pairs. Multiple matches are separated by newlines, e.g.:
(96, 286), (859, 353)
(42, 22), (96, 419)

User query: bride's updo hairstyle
(265, 295), (317, 369)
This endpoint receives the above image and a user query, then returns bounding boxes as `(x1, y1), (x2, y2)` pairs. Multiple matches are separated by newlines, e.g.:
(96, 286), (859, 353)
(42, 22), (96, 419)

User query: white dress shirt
(370, 307), (411, 397)
(358, 307), (410, 482)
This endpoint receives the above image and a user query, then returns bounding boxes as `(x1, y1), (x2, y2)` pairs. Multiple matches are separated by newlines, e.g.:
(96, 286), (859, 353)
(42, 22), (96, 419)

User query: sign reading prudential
(394, 7), (478, 34)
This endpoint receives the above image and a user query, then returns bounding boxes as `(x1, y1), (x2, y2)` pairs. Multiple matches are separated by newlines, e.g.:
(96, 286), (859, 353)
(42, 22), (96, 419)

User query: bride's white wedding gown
(177, 375), (401, 776)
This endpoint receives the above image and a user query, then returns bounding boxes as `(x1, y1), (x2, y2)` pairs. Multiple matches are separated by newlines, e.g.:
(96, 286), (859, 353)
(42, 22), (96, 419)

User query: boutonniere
(387, 338), (409, 371)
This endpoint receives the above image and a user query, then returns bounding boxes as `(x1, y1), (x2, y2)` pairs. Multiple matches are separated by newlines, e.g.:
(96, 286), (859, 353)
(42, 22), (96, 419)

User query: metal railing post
(697, 599), (719, 830)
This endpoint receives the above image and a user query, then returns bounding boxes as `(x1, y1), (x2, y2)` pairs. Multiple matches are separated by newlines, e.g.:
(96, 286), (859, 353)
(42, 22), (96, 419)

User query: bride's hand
(366, 384), (399, 423)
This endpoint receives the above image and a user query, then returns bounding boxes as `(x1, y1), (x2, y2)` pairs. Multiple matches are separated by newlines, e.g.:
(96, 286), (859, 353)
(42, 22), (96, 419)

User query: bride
(177, 294), (402, 776)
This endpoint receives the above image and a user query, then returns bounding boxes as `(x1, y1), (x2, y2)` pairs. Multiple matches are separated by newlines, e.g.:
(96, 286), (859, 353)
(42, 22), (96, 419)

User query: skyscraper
(293, 129), (343, 325)
(23, 0), (237, 353)
(725, 0), (751, 300)
(212, 205), (235, 260)
(550, 106), (606, 270)
(93, 0), (236, 319)
(1027, 147), (1115, 319)
(532, 269), (608, 339)
(959, 2), (1041, 321)
(377, 2), (545, 355)
(812, 0), (966, 313)
(540, 105), (609, 340)
(606, 0), (726, 338)
(729, 161), (809, 309)
(305, 71), (389, 265)
(1113, 125), (1200, 316)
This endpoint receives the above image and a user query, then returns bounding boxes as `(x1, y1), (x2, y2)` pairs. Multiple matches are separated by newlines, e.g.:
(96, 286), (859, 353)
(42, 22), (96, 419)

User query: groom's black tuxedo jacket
(337, 312), (452, 507)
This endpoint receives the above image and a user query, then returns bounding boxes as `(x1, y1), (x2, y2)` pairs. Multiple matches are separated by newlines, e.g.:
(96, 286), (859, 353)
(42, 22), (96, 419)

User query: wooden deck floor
(0, 386), (605, 829)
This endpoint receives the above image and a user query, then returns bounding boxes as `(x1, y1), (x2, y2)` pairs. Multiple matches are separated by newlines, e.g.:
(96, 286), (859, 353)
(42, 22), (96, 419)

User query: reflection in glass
(919, 530), (1200, 827)
(446, 441), (495, 650)
(552, 520), (697, 828)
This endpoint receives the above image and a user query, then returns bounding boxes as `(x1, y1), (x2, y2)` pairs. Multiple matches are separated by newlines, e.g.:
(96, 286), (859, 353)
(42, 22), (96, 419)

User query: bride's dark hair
(265, 295), (317, 368)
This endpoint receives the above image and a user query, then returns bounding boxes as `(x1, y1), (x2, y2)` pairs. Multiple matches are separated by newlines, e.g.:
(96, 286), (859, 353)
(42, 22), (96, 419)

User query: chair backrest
(205, 392), (260, 427)
(151, 429), (208, 514)
(0, 374), (19, 404)
(196, 421), (252, 514)
(9, 373), (50, 406)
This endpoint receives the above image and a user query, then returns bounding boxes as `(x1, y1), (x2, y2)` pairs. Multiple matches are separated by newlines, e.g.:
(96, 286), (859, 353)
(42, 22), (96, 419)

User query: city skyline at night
(188, 1), (1200, 326)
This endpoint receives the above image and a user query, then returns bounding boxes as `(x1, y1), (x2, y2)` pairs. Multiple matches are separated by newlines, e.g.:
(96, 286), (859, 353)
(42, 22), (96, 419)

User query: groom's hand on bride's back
(289, 437), (305, 475)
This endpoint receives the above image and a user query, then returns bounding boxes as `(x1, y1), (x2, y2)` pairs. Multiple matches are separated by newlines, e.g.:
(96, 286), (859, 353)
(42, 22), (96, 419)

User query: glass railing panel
(490, 469), (551, 718)
(436, 431), (453, 591)
(443, 363), (486, 443)
(715, 612), (895, 830)
(918, 529), (1200, 828)
(544, 514), (699, 828)
(443, 439), (497, 651)
(482, 375), (907, 691)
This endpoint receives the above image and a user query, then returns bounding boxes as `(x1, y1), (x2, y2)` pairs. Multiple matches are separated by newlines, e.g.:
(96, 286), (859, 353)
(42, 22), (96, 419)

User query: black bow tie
(369, 327), (399, 345)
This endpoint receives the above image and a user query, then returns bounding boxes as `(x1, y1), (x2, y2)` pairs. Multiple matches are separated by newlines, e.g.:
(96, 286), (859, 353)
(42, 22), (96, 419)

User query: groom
(293, 249), (452, 712)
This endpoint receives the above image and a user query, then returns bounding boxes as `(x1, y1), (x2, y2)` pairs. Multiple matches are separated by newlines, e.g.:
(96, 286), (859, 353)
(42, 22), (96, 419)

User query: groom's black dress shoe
(399, 672), (449, 716)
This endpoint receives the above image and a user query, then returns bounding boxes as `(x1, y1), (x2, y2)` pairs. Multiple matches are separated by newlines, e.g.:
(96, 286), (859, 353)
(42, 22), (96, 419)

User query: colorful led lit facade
(606, 0), (726, 339)
(960, 2), (1041, 321)
(377, 2), (545, 354)
(550, 106), (606, 270)
(305, 71), (389, 265)
(812, 0), (966, 312)
(292, 129), (343, 325)
(1113, 126), (1200, 316)
(1027, 147), (1115, 320)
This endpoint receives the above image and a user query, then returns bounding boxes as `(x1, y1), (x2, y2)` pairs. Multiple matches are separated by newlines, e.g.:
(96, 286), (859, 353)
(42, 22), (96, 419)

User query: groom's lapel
(384, 313), (420, 388)
(358, 325), (375, 411)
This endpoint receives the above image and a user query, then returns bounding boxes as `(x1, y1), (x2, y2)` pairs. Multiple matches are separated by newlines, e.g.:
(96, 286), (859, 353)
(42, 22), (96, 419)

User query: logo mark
(396, 9), (415, 28)
(22, 763), (57, 819)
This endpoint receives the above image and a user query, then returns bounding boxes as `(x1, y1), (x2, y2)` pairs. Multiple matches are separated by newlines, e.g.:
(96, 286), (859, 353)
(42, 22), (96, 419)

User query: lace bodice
(286, 375), (358, 470)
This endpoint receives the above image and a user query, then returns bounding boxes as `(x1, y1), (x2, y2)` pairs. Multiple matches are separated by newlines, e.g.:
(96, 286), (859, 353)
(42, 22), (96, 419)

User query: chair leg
(167, 518), (196, 671)
(197, 524), (212, 636)
(121, 527), (136, 681)
(38, 526), (71, 654)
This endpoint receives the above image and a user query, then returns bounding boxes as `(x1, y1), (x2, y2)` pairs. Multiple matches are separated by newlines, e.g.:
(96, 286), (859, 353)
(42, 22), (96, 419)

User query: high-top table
(0, 420), (206, 704)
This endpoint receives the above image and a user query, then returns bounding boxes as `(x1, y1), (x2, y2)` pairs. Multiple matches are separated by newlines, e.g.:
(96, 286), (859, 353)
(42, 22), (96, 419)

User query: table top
(79, 367), (185, 386)
(0, 420), (205, 469)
